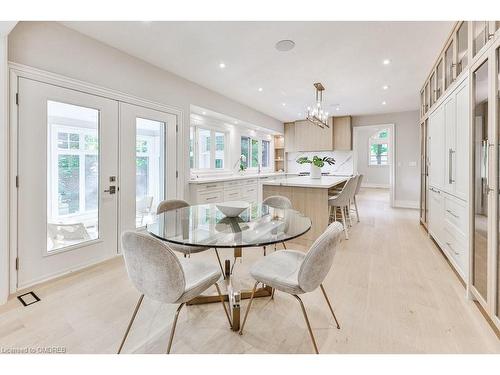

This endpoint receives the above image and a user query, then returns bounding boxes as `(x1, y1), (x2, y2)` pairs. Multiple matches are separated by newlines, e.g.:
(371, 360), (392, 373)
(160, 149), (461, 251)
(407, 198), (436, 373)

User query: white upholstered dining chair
(239, 222), (343, 354)
(262, 195), (292, 254)
(156, 199), (225, 277)
(118, 231), (231, 354)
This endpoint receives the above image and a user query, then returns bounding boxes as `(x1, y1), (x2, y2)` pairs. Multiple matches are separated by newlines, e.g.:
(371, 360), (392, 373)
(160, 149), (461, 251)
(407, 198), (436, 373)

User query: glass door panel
(430, 72), (436, 107)
(473, 21), (488, 56)
(497, 48), (500, 318)
(473, 60), (489, 302)
(445, 41), (454, 89)
(420, 89), (425, 117)
(424, 81), (430, 113)
(47, 101), (100, 252)
(135, 118), (165, 227)
(436, 58), (444, 100)
(457, 22), (468, 75)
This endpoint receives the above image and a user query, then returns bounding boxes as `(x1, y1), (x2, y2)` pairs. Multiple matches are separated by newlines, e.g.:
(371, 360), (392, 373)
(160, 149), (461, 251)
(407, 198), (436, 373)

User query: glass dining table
(147, 201), (312, 331)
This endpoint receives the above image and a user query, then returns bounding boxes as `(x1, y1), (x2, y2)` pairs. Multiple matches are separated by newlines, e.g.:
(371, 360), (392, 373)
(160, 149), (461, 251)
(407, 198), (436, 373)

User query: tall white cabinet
(427, 78), (470, 280)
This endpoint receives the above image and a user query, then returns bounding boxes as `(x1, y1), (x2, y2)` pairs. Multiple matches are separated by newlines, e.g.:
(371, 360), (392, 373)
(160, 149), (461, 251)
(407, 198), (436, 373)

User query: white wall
(7, 21), (283, 198)
(354, 126), (390, 188)
(352, 110), (420, 207)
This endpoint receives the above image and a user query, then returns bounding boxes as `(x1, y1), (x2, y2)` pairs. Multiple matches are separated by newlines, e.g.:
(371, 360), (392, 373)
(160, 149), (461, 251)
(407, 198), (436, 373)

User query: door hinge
(15, 175), (19, 188)
(176, 124), (179, 132)
(15, 257), (19, 270)
(176, 171), (179, 178)
(15, 93), (19, 106)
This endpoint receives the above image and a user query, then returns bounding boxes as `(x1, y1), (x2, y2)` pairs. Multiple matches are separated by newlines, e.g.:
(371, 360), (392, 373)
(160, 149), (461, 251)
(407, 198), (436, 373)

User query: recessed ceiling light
(234, 120), (238, 124)
(258, 87), (263, 92)
(383, 59), (391, 65)
(298, 112), (302, 117)
(282, 103), (286, 107)
(202, 111), (206, 115)
(336, 106), (340, 111)
(219, 62), (226, 69)
(275, 40), (295, 52)
(382, 85), (389, 90)
(382, 101), (387, 105)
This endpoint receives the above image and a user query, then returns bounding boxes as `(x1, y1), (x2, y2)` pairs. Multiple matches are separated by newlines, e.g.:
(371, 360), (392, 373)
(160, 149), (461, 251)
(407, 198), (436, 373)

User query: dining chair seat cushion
(250, 250), (306, 295)
(175, 258), (221, 303)
(169, 243), (210, 255)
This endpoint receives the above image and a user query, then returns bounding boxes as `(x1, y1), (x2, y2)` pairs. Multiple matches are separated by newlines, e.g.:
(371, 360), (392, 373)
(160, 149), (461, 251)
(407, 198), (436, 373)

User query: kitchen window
(240, 136), (273, 170)
(191, 126), (228, 170)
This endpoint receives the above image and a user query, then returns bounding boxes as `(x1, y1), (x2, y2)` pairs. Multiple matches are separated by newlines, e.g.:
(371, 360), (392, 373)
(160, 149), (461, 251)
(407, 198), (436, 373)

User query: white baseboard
(394, 200), (419, 209)
(361, 183), (390, 189)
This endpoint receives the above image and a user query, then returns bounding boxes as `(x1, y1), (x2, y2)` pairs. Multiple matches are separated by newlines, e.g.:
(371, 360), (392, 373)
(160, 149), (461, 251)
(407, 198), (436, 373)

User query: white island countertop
(262, 175), (349, 188)
(188, 171), (288, 184)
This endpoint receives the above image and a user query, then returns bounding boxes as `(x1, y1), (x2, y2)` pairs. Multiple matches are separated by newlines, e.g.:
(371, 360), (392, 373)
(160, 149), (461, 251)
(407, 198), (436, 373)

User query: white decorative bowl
(216, 201), (250, 217)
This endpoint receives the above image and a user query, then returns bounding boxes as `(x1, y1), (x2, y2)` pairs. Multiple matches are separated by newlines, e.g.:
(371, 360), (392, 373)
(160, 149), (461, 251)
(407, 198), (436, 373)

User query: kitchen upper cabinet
(283, 116), (350, 152)
(444, 40), (454, 89)
(428, 105), (445, 190)
(284, 122), (296, 152)
(332, 116), (352, 150)
(456, 22), (468, 76)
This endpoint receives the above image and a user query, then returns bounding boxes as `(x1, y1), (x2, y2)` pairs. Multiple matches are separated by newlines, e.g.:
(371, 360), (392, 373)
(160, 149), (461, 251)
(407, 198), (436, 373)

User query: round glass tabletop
(147, 202), (312, 248)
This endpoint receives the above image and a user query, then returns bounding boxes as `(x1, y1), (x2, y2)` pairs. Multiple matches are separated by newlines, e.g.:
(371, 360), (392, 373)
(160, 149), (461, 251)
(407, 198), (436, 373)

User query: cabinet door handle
(206, 196), (218, 200)
(445, 241), (459, 255)
(448, 149), (455, 184)
(446, 209), (459, 218)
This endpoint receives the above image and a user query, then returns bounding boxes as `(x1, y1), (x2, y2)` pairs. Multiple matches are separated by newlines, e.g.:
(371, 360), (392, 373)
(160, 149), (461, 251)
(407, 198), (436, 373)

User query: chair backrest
(298, 221), (343, 292)
(348, 175), (360, 199)
(329, 177), (357, 206)
(121, 231), (185, 303)
(355, 174), (364, 195)
(263, 195), (292, 209)
(157, 199), (189, 215)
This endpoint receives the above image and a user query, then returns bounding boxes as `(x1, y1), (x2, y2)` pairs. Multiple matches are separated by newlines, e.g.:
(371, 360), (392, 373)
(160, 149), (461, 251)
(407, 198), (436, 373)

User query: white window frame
(368, 129), (389, 167)
(190, 125), (229, 172)
(240, 134), (274, 172)
(48, 124), (99, 223)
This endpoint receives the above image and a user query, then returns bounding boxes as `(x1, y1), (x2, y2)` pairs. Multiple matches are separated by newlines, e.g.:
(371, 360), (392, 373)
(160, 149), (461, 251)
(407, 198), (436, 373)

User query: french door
(16, 77), (178, 288)
(17, 78), (119, 288)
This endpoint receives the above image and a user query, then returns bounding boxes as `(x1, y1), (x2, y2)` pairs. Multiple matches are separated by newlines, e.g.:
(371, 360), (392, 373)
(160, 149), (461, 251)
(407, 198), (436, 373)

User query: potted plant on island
(296, 155), (336, 179)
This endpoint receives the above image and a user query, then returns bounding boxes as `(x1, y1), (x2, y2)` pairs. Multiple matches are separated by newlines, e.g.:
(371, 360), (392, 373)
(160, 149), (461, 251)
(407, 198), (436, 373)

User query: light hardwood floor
(0, 188), (499, 354)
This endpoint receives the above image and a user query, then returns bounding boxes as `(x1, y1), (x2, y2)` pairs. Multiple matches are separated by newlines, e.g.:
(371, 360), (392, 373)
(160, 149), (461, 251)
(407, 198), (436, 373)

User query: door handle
(104, 186), (116, 194)
(448, 149), (455, 184)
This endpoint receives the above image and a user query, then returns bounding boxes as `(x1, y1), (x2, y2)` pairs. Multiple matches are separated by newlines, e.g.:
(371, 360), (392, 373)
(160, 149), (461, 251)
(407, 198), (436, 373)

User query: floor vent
(17, 291), (41, 307)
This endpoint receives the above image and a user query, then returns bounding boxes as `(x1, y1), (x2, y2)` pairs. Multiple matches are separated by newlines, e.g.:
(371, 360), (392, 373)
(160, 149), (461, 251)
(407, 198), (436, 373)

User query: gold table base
(186, 247), (272, 331)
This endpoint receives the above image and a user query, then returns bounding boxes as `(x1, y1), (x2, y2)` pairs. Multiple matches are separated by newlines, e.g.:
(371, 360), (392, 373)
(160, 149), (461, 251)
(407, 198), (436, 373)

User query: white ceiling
(62, 21), (454, 122)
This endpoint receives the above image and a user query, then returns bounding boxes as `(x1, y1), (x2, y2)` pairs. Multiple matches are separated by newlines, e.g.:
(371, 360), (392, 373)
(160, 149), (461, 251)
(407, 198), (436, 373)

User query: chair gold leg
(263, 246), (266, 256)
(270, 288), (275, 300)
(354, 196), (360, 222)
(282, 242), (287, 250)
(215, 282), (232, 328)
(319, 284), (340, 329)
(117, 294), (144, 354)
(238, 281), (259, 335)
(293, 295), (319, 354)
(214, 248), (225, 279)
(340, 207), (349, 239)
(166, 302), (185, 354)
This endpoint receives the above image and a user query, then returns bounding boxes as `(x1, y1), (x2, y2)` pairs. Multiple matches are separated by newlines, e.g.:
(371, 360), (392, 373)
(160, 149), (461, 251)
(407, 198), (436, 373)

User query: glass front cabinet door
(430, 71), (436, 107)
(436, 58), (444, 101)
(444, 40), (455, 89)
(456, 22), (468, 76)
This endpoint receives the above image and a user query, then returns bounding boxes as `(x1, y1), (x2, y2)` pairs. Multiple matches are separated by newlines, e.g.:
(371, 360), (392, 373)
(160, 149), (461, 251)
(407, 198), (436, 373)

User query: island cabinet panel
(263, 185), (329, 246)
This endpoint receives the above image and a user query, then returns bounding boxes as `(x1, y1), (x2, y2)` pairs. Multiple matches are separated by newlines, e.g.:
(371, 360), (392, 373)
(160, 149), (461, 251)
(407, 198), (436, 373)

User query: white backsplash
(287, 151), (353, 175)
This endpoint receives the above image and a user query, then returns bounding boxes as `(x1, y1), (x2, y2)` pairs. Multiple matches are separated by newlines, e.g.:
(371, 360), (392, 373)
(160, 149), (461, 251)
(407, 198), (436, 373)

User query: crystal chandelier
(306, 82), (329, 128)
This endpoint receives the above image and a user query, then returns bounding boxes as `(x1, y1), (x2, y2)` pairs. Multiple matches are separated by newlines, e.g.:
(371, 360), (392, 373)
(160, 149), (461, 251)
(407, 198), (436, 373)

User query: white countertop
(262, 175), (349, 188)
(188, 171), (288, 184)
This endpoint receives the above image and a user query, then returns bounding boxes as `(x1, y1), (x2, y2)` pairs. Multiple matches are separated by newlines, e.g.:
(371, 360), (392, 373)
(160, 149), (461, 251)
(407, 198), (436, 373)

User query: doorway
(352, 124), (395, 207)
(14, 76), (178, 289)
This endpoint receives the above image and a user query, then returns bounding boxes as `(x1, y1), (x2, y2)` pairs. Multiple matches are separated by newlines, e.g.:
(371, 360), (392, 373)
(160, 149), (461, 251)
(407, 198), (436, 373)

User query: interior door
(17, 77), (119, 288)
(119, 102), (177, 238)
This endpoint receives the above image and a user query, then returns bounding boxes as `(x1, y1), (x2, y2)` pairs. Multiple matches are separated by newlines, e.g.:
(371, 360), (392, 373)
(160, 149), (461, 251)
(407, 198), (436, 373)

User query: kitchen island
(262, 175), (349, 245)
